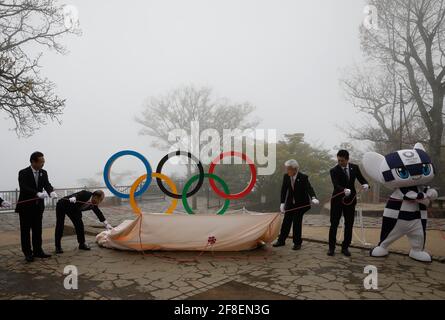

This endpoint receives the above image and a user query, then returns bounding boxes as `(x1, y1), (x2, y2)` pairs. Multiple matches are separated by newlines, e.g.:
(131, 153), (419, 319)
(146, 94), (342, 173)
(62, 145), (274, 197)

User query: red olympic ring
(208, 151), (256, 200)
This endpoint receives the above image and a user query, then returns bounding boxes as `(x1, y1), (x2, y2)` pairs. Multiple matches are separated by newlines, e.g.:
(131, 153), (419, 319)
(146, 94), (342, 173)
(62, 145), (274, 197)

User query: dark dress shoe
(327, 249), (335, 256)
(55, 247), (64, 254)
(272, 242), (285, 247)
(292, 244), (302, 250)
(79, 243), (91, 250)
(25, 255), (34, 262)
(34, 252), (51, 258)
(341, 248), (351, 257)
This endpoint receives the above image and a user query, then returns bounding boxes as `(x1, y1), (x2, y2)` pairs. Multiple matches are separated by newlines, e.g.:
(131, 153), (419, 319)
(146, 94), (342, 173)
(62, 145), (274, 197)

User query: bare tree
(341, 63), (429, 154)
(0, 0), (80, 137)
(136, 85), (259, 150)
(136, 84), (259, 209)
(345, 0), (445, 188)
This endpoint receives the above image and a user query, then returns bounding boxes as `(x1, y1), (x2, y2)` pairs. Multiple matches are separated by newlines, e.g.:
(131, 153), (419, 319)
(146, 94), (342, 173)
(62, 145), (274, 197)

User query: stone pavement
(0, 234), (444, 300)
(1, 200), (444, 257)
(1, 200), (444, 300)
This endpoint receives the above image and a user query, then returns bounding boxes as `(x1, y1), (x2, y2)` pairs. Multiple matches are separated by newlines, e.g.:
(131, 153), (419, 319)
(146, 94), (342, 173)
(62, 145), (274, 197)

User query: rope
(133, 211), (277, 264)
(351, 226), (371, 246)
(115, 186), (439, 263)
(9, 187), (442, 264)
(282, 187), (439, 214)
(11, 196), (95, 207)
(282, 189), (360, 214)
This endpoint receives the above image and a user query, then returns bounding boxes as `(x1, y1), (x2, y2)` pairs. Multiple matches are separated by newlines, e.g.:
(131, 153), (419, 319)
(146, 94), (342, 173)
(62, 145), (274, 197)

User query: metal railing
(0, 185), (166, 213)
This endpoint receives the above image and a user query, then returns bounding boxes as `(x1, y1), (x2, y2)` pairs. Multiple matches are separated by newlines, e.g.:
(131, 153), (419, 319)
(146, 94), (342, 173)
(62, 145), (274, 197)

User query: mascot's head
(362, 143), (435, 189)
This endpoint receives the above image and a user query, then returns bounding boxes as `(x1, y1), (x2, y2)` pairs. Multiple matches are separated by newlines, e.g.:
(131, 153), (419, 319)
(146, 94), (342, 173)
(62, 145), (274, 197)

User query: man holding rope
(15, 151), (58, 262)
(327, 150), (369, 257)
(55, 190), (112, 253)
(273, 159), (319, 250)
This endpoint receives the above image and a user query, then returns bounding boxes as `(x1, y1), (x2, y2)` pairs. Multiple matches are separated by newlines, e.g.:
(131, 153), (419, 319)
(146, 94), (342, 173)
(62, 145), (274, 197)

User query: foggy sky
(0, 0), (367, 189)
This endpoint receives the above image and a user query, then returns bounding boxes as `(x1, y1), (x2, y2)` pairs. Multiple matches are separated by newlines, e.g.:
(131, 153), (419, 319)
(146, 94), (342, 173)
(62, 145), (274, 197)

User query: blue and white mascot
(362, 143), (438, 262)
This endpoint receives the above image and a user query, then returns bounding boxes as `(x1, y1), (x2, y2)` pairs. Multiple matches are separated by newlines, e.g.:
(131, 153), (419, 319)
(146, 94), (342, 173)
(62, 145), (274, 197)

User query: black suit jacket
(330, 163), (368, 205)
(57, 190), (106, 222)
(0, 197), (3, 206)
(15, 167), (54, 213)
(280, 172), (316, 212)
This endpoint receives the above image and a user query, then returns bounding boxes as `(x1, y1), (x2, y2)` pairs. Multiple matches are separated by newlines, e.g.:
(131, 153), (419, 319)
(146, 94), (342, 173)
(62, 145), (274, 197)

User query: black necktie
(34, 171), (39, 187)
(344, 167), (349, 181)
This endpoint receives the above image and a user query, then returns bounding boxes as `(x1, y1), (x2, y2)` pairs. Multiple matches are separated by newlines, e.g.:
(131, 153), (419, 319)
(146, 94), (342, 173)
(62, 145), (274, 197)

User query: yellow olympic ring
(130, 173), (178, 215)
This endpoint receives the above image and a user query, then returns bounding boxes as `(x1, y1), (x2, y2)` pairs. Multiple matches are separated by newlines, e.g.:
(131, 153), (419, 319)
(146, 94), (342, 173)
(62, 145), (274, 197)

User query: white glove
(280, 203), (285, 213)
(103, 220), (113, 230)
(37, 191), (48, 199)
(69, 197), (77, 204)
(1, 200), (11, 208)
(344, 189), (351, 197)
(50, 191), (58, 198)
(426, 188), (438, 200)
(311, 198), (320, 205)
(362, 184), (369, 191)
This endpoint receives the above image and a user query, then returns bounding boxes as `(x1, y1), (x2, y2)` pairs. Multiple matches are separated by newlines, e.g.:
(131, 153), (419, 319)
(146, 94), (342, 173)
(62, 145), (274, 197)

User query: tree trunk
(429, 130), (444, 191)
(428, 92), (445, 192)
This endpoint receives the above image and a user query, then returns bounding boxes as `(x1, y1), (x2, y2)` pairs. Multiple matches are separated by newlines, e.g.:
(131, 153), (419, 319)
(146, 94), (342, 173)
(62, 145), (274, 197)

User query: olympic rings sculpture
(103, 150), (257, 215)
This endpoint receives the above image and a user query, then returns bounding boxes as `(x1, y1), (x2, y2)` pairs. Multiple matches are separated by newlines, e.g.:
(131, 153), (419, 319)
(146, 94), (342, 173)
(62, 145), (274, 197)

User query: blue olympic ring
(103, 150), (152, 199)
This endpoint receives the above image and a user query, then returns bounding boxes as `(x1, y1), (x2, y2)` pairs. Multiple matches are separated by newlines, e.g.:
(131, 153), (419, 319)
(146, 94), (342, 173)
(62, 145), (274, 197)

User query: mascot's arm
(400, 188), (431, 206)
(401, 188), (426, 201)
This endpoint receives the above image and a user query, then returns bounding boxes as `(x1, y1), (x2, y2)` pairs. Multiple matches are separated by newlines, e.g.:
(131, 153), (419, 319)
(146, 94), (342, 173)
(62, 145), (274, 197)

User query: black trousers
(55, 204), (85, 248)
(277, 207), (306, 245)
(19, 208), (44, 256)
(329, 201), (355, 250)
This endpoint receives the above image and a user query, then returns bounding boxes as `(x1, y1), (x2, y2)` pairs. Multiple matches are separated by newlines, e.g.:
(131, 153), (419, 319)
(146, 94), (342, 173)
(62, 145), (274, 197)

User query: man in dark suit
(273, 159), (319, 250)
(328, 149), (369, 257)
(15, 151), (58, 262)
(55, 190), (112, 253)
(0, 197), (11, 208)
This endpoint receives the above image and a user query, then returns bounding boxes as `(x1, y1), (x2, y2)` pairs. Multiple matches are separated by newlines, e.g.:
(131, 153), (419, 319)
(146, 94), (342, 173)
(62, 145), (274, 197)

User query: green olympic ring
(182, 173), (230, 215)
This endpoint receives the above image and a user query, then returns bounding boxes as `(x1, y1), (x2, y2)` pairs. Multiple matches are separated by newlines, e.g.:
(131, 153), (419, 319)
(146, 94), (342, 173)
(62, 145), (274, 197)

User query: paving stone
(134, 278), (152, 286)
(319, 289), (348, 300)
(86, 291), (102, 299)
(151, 288), (180, 300)
(293, 278), (314, 286)
(200, 275), (227, 285)
(361, 291), (384, 299)
(113, 279), (133, 288)
(1, 224), (445, 300)
(278, 275), (299, 282)
(321, 281), (345, 291)
(250, 271), (268, 277)
(151, 280), (171, 289)
(426, 271), (445, 281)
(98, 281), (114, 290)
(320, 273), (336, 281)
(178, 286), (194, 293)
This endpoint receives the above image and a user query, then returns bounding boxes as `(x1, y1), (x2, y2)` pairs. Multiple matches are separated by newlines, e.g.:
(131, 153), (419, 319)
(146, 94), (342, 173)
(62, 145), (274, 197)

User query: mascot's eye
(422, 164), (431, 176)
(395, 167), (410, 179)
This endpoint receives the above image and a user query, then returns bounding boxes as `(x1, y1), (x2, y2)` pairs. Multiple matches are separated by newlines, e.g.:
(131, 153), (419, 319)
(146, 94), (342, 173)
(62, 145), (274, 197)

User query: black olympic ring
(155, 150), (205, 199)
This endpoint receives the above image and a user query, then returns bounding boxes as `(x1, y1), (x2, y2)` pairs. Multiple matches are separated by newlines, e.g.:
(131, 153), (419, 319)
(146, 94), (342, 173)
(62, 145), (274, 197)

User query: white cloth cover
(96, 212), (282, 252)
